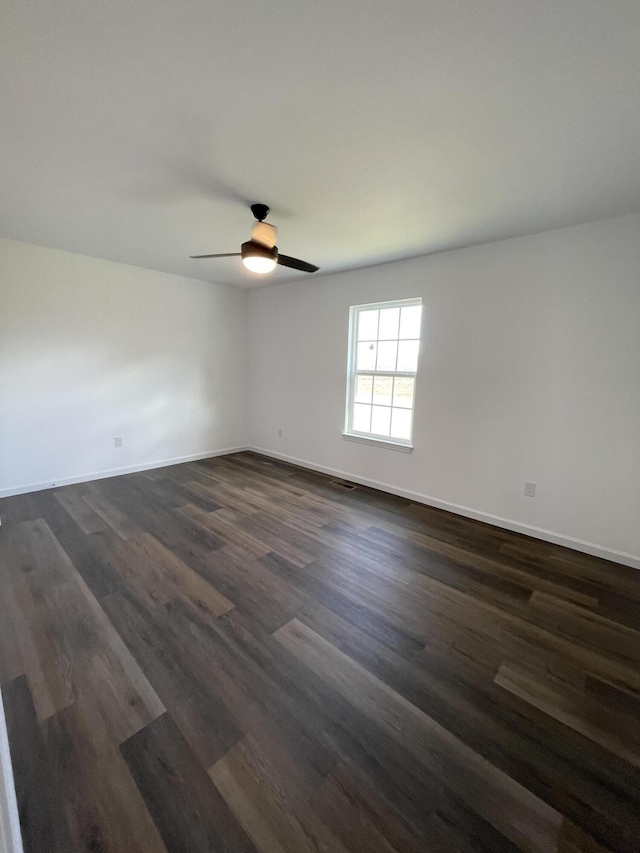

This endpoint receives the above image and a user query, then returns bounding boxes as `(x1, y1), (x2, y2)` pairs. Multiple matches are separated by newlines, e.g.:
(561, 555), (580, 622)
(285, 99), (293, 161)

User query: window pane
(390, 407), (412, 440)
(399, 305), (422, 339)
(376, 340), (397, 371)
(354, 375), (373, 404)
(393, 377), (414, 408)
(373, 376), (392, 406)
(397, 340), (419, 372)
(357, 341), (377, 371)
(348, 300), (422, 443)
(378, 307), (400, 340)
(357, 310), (378, 341)
(352, 403), (371, 433)
(371, 405), (391, 436)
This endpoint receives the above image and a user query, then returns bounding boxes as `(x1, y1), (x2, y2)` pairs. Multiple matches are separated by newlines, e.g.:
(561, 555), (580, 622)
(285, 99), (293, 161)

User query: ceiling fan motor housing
(241, 240), (278, 262)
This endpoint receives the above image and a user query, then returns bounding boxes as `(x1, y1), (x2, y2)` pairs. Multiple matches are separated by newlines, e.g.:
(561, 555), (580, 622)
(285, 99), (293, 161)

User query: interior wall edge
(0, 689), (23, 853)
(0, 446), (249, 500)
(248, 446), (640, 571)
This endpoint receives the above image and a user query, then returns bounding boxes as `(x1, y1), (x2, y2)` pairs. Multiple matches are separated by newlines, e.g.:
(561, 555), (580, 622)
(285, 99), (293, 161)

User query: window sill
(342, 433), (414, 453)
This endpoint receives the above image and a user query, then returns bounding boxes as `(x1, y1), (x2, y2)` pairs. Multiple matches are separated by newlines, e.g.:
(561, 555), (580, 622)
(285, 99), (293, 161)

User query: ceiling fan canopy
(190, 203), (319, 275)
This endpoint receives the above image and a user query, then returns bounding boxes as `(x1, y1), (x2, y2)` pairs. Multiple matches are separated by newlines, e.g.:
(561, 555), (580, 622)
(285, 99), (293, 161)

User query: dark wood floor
(1, 453), (639, 853)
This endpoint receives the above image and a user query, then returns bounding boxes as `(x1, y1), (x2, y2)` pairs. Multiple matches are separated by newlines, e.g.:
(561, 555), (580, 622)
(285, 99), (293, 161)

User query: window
(344, 298), (422, 449)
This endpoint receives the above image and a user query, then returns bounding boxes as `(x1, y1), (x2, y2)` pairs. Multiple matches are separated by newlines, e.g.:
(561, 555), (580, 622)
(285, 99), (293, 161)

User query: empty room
(1, 2), (640, 852)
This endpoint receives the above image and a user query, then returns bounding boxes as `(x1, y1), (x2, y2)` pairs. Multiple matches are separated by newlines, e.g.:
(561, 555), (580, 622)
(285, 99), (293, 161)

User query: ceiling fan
(190, 203), (319, 274)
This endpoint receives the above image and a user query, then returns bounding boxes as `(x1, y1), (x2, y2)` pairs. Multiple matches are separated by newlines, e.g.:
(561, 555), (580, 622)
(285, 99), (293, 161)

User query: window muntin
(345, 299), (422, 446)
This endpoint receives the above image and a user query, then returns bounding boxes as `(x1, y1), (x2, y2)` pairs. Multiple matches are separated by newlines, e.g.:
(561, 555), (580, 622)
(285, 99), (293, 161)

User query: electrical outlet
(115, 436), (123, 448)
(278, 428), (283, 438)
(524, 481), (536, 497)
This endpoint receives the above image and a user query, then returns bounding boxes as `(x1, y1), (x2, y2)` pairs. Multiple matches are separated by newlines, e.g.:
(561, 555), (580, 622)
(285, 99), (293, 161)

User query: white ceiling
(2, 1), (640, 289)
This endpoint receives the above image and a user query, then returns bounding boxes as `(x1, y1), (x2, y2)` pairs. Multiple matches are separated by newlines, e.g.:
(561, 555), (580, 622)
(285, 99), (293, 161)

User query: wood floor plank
(2, 521), (76, 719)
(83, 484), (143, 539)
(558, 821), (612, 853)
(494, 661), (640, 768)
(264, 555), (426, 657)
(499, 541), (640, 601)
(2, 676), (76, 853)
(188, 480), (263, 517)
(0, 530), (24, 684)
(528, 591), (640, 667)
(2, 452), (639, 853)
(152, 507), (226, 561)
(584, 676), (640, 718)
(312, 774), (399, 853)
(7, 518), (165, 740)
(42, 701), (168, 853)
(301, 558), (441, 649)
(177, 503), (270, 559)
(235, 512), (319, 568)
(209, 734), (349, 853)
(242, 485), (330, 528)
(241, 477), (371, 531)
(121, 713), (257, 853)
(274, 618), (563, 853)
(204, 544), (305, 633)
(129, 532), (234, 619)
(296, 598), (640, 847)
(434, 792), (527, 853)
(164, 478), (223, 511)
(52, 518), (124, 599)
(314, 760), (428, 853)
(126, 471), (222, 514)
(102, 588), (242, 768)
(303, 707), (447, 850)
(162, 598), (336, 799)
(331, 521), (533, 611)
(411, 570), (640, 700)
(53, 486), (107, 535)
(90, 528), (172, 608)
(374, 523), (600, 609)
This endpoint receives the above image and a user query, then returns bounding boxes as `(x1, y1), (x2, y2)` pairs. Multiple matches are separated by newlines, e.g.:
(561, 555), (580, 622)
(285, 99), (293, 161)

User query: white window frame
(343, 297), (422, 452)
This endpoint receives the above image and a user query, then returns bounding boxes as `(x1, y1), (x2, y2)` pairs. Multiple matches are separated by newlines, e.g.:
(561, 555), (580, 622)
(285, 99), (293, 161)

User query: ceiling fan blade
(189, 253), (241, 259)
(277, 254), (319, 273)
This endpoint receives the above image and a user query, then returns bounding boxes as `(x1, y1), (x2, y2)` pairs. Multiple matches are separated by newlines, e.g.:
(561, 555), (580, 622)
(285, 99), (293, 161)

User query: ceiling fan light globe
(241, 240), (278, 274)
(242, 255), (277, 274)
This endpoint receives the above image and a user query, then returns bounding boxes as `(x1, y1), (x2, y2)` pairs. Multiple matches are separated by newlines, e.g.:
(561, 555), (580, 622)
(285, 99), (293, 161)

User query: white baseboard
(0, 689), (23, 853)
(3, 443), (638, 570)
(0, 446), (249, 500)
(248, 446), (640, 571)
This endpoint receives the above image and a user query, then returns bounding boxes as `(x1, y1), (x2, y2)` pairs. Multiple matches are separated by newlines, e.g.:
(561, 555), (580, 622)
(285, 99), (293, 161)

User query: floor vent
(330, 479), (358, 490)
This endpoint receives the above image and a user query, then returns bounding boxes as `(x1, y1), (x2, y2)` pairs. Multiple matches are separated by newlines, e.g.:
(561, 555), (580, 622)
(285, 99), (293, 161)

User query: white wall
(0, 239), (248, 495)
(3, 217), (639, 567)
(248, 214), (640, 567)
